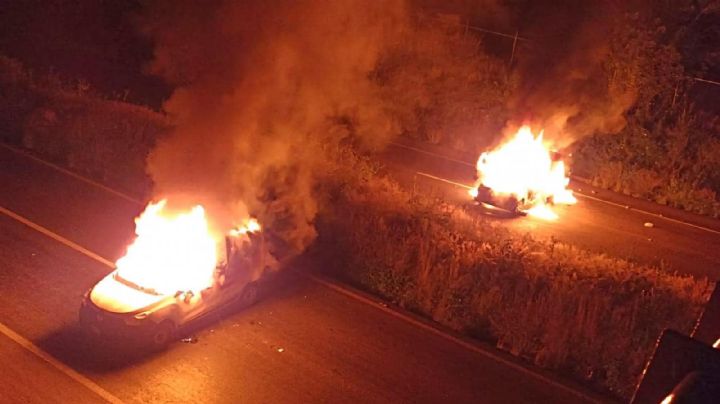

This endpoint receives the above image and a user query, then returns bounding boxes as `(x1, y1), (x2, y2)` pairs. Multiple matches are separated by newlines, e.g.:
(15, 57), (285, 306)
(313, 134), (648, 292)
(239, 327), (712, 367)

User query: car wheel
(239, 282), (259, 307)
(151, 321), (175, 351)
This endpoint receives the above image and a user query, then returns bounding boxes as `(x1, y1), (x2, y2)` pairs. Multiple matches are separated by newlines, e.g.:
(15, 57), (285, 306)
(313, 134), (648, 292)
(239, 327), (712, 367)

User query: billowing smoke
(507, 1), (636, 146)
(139, 1), (407, 253)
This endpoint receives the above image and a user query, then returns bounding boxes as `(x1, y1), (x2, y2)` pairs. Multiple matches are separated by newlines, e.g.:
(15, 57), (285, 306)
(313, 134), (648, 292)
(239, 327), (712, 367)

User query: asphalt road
(0, 146), (597, 403)
(380, 142), (720, 280)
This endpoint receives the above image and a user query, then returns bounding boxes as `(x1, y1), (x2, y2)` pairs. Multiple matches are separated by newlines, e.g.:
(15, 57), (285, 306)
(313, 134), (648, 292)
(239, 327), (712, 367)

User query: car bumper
(79, 300), (157, 344)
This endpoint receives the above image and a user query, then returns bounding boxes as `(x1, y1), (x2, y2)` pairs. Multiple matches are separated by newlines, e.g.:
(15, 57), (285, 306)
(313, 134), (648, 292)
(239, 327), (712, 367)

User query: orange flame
(229, 218), (261, 237)
(470, 126), (576, 219)
(115, 200), (219, 295)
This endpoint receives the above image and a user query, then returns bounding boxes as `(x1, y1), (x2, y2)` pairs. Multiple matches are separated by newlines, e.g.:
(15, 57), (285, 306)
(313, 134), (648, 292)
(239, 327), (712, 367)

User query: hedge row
(0, 55), (166, 196)
(317, 172), (710, 398)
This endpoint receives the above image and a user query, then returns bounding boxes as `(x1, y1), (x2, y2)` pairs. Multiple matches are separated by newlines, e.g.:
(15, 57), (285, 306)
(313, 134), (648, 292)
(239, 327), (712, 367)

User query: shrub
(317, 160), (710, 398)
(0, 55), (167, 196)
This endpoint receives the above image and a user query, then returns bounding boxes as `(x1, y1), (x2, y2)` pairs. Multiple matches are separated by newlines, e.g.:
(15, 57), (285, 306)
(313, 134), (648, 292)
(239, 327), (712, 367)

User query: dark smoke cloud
(140, 0), (407, 253)
(508, 1), (636, 146)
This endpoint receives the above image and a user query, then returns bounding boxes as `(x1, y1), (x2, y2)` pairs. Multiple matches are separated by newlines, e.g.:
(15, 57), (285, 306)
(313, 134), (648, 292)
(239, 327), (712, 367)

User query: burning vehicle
(469, 126), (576, 219)
(79, 201), (273, 349)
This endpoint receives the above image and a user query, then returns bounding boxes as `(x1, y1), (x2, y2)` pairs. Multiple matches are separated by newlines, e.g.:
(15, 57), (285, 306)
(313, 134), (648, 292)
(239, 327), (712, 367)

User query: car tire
(151, 321), (175, 351)
(239, 282), (259, 308)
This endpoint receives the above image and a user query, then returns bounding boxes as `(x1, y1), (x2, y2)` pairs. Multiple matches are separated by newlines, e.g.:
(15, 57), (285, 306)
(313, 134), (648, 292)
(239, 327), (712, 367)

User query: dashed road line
(0, 201), (598, 404)
(0, 206), (115, 268)
(0, 207), (120, 401)
(0, 320), (123, 403)
(389, 142), (476, 167)
(575, 192), (720, 235)
(415, 171), (474, 189)
(402, 145), (720, 235)
(1, 145), (599, 403)
(0, 143), (142, 204)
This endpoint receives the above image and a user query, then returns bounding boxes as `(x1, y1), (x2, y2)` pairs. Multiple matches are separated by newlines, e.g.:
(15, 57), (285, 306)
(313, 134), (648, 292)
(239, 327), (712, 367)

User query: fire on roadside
(469, 126), (576, 220)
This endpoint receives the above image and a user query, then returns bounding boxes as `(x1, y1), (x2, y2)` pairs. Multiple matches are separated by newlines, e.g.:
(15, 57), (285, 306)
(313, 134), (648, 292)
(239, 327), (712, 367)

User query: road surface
(0, 146), (599, 403)
(380, 141), (720, 280)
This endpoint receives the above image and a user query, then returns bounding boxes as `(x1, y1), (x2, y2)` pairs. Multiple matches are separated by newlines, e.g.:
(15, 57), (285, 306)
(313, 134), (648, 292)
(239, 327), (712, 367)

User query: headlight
(124, 311), (151, 326)
(134, 311), (150, 320)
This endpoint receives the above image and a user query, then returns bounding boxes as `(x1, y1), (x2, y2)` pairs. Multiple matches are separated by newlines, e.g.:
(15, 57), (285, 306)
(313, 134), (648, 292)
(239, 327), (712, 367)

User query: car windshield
(113, 272), (163, 296)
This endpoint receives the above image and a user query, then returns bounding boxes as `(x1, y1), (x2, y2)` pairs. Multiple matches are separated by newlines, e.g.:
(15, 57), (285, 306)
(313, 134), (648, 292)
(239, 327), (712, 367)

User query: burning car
(471, 184), (533, 216)
(469, 126), (576, 219)
(79, 201), (273, 350)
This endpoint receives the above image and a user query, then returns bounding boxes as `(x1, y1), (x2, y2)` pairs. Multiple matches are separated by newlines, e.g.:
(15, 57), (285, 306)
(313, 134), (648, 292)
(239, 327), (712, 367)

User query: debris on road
(277, 347), (285, 353)
(644, 222), (654, 228)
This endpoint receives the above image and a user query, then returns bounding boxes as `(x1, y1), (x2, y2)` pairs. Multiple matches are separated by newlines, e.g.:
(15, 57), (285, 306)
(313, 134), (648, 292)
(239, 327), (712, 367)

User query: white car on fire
(80, 232), (273, 350)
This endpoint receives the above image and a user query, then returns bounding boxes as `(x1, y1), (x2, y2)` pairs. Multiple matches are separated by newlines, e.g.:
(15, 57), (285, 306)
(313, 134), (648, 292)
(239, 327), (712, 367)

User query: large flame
(470, 126), (576, 219)
(115, 200), (219, 295)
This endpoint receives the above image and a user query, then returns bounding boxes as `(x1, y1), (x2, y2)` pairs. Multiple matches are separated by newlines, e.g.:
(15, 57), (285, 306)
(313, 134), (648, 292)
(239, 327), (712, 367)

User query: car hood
(90, 272), (167, 314)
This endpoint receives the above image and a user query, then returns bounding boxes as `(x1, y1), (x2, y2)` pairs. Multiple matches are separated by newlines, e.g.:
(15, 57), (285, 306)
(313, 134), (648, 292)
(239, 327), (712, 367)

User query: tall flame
(470, 126), (576, 219)
(115, 200), (218, 295)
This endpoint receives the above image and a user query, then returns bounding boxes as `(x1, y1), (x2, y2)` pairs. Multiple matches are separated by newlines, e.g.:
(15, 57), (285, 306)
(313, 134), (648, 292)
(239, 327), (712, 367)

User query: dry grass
(0, 55), (167, 196)
(317, 159), (711, 399)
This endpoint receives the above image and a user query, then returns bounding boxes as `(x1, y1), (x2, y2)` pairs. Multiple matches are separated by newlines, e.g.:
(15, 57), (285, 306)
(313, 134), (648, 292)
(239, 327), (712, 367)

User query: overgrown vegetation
(569, 11), (720, 217)
(0, 55), (167, 195)
(1, 5), (717, 398)
(376, 7), (720, 218)
(373, 14), (512, 152)
(318, 151), (711, 398)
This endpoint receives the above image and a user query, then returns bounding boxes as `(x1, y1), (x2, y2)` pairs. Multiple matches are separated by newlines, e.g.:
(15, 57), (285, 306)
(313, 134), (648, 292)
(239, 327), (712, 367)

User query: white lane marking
(8, 138), (718, 235)
(0, 321), (123, 403)
(0, 208), (121, 402)
(392, 141), (720, 235)
(0, 150), (596, 403)
(415, 171), (474, 190)
(0, 143), (143, 204)
(0, 206), (115, 268)
(1, 204), (597, 404)
(389, 142), (476, 167)
(573, 193), (720, 235)
(302, 272), (600, 403)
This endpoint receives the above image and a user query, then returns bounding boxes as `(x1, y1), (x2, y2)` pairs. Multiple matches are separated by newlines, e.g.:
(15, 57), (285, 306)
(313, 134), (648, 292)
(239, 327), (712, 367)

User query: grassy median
(317, 155), (711, 398)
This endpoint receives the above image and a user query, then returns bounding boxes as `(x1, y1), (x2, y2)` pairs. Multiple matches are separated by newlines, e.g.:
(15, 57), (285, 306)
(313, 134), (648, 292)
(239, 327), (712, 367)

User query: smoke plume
(508, 1), (636, 146)
(140, 1), (407, 253)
